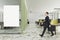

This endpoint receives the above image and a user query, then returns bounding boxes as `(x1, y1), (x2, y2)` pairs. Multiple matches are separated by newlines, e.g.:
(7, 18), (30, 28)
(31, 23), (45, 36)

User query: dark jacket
(43, 16), (50, 27)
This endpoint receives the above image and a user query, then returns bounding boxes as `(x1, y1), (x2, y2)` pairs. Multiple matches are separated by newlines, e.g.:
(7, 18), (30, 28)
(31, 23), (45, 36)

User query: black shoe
(51, 34), (54, 36)
(39, 34), (43, 37)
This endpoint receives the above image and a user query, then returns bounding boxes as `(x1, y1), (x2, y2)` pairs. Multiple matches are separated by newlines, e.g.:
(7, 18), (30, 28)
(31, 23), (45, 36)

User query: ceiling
(26, 0), (60, 12)
(0, 0), (60, 12)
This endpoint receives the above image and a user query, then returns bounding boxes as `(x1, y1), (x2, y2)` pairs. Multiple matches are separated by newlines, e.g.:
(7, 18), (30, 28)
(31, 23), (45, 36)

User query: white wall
(27, 0), (60, 23)
(4, 5), (19, 27)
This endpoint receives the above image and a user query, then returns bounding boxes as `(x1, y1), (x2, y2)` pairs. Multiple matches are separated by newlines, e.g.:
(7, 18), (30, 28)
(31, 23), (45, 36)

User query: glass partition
(0, 0), (21, 34)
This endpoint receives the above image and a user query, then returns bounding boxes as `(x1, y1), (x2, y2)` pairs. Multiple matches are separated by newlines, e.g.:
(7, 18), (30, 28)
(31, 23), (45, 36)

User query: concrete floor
(0, 23), (60, 40)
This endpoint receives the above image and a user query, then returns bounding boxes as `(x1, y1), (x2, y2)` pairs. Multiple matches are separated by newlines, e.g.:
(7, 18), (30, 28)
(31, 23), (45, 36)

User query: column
(19, 0), (27, 33)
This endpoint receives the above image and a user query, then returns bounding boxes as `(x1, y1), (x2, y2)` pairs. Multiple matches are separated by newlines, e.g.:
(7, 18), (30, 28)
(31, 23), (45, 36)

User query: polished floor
(0, 27), (21, 34)
(0, 23), (60, 40)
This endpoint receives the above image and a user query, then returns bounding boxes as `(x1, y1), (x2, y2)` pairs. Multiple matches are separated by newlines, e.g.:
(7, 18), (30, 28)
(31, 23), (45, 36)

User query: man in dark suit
(40, 12), (54, 37)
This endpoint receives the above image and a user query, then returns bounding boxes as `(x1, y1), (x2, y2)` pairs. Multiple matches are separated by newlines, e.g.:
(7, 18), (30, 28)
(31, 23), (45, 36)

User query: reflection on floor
(0, 27), (21, 34)
(0, 22), (21, 34)
(0, 23), (60, 40)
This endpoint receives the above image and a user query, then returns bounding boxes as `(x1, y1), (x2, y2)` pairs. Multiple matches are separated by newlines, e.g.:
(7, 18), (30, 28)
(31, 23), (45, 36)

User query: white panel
(4, 5), (19, 27)
(58, 12), (60, 19)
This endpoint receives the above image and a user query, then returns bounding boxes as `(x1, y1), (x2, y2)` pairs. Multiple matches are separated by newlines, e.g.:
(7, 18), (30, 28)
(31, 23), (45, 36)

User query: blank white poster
(4, 5), (19, 27)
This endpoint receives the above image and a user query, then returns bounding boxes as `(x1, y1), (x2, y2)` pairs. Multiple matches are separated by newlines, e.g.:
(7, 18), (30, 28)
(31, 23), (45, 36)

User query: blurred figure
(40, 12), (54, 37)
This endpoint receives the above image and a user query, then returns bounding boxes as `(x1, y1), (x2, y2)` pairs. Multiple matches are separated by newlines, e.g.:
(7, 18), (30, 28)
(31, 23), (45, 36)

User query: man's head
(45, 12), (49, 16)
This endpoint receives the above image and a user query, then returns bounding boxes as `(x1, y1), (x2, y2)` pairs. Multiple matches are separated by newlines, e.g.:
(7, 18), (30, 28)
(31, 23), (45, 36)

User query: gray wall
(0, 0), (19, 22)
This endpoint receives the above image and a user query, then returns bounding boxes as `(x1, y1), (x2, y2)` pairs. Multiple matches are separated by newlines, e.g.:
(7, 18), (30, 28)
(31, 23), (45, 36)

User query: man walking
(40, 12), (54, 37)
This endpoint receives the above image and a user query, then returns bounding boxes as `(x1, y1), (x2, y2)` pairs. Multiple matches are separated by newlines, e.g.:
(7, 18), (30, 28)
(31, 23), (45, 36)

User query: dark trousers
(41, 25), (54, 36)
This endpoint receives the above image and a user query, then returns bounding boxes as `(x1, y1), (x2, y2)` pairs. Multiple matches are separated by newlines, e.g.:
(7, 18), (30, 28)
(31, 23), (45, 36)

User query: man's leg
(40, 27), (46, 37)
(47, 26), (50, 34)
